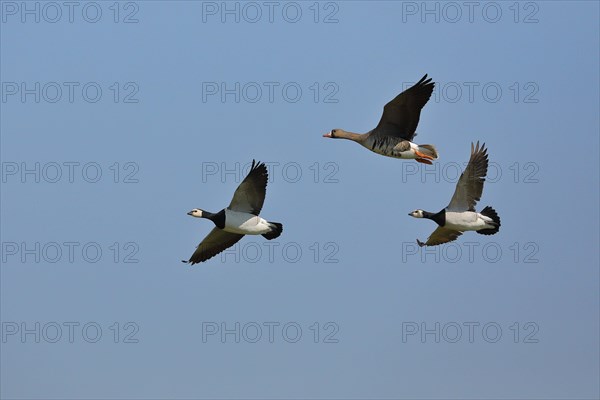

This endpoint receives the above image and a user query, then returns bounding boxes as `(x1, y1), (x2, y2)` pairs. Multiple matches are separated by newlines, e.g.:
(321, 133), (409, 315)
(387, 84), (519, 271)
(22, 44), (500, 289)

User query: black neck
(423, 209), (446, 226)
(202, 209), (226, 229)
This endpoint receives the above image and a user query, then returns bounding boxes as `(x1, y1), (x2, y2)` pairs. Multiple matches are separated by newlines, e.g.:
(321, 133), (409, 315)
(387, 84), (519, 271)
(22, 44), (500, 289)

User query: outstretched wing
(228, 160), (268, 215)
(372, 74), (435, 141)
(447, 142), (489, 212)
(417, 227), (463, 247)
(185, 228), (244, 265)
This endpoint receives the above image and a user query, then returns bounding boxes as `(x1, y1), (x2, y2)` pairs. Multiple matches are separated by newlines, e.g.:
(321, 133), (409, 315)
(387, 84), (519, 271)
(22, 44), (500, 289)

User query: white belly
(372, 147), (418, 159)
(223, 209), (271, 235)
(400, 142), (420, 159)
(445, 211), (492, 231)
(363, 139), (418, 159)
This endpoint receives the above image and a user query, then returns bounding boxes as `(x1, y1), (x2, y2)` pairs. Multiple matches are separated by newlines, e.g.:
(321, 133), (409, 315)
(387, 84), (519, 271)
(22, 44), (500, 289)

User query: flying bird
(408, 142), (500, 246)
(183, 160), (283, 264)
(323, 74), (438, 164)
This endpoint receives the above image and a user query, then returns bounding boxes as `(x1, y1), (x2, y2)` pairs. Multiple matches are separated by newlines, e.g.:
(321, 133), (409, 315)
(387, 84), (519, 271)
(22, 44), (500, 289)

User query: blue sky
(1, 1), (599, 399)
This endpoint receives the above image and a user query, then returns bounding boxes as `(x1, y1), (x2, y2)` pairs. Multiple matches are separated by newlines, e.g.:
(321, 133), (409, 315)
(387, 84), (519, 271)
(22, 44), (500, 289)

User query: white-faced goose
(408, 142), (500, 246)
(183, 160), (283, 264)
(323, 74), (438, 164)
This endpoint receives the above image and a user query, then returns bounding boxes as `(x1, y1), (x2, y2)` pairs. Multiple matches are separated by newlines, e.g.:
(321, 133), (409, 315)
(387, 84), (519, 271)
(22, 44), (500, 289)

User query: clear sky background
(1, 1), (599, 399)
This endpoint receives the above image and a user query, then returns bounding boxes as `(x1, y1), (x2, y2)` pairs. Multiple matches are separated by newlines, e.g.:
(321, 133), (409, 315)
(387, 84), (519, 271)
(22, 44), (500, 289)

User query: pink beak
(323, 132), (332, 138)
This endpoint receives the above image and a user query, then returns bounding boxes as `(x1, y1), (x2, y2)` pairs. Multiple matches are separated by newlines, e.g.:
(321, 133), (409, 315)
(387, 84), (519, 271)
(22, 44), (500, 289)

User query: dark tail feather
(477, 206), (501, 235)
(262, 222), (283, 240)
(418, 144), (438, 159)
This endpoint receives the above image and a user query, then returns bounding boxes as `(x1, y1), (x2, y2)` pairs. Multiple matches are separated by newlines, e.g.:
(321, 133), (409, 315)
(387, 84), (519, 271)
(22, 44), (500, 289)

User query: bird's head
(187, 208), (204, 218)
(408, 210), (425, 218)
(323, 129), (341, 139)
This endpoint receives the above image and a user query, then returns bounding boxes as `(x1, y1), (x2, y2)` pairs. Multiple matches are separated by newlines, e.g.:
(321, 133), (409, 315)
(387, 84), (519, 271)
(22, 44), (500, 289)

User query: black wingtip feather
(249, 160), (267, 175)
(416, 73), (434, 88)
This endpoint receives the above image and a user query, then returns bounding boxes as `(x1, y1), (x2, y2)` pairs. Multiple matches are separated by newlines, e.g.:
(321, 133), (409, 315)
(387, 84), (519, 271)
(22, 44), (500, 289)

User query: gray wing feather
(228, 160), (268, 215)
(447, 142), (489, 212)
(418, 227), (463, 247)
(186, 228), (244, 264)
(372, 74), (435, 141)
